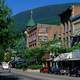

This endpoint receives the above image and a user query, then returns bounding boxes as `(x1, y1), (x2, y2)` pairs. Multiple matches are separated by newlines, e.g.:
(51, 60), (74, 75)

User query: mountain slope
(12, 3), (80, 33)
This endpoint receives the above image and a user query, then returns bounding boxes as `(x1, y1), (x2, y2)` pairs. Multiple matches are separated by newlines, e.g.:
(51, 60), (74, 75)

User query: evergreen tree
(0, 0), (15, 61)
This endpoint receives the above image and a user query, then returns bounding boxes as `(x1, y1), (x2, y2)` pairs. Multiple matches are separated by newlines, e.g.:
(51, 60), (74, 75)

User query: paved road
(0, 68), (40, 80)
(0, 71), (40, 80)
(0, 69), (80, 80)
(12, 69), (80, 80)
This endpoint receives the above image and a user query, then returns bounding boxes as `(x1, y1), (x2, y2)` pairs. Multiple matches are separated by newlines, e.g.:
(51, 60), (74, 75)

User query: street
(0, 67), (40, 80)
(0, 69), (80, 80)
(0, 71), (40, 80)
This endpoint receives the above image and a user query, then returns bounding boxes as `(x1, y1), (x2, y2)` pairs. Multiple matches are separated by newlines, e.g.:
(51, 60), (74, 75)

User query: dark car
(60, 69), (69, 75)
(69, 66), (80, 77)
(40, 67), (49, 73)
(10, 59), (27, 69)
(16, 60), (27, 69)
(10, 60), (16, 68)
(49, 67), (60, 74)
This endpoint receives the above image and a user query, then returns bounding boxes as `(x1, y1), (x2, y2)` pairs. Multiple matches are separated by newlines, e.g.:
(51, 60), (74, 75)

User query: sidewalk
(27, 69), (40, 72)
(12, 68), (80, 80)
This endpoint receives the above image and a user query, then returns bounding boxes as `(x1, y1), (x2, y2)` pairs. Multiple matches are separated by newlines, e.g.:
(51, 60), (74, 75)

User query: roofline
(70, 14), (80, 21)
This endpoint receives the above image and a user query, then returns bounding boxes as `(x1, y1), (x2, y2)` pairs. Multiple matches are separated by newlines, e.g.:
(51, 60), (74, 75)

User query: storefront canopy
(54, 49), (80, 61)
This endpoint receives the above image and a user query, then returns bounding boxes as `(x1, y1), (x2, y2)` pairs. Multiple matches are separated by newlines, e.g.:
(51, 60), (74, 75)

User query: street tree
(40, 35), (62, 56)
(0, 0), (16, 61)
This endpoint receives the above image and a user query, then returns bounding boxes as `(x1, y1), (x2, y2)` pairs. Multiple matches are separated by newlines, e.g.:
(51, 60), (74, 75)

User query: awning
(54, 52), (72, 61)
(54, 49), (80, 61)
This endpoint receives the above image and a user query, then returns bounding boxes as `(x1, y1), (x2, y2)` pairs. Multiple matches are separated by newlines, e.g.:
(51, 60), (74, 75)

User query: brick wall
(72, 5), (80, 16)
(27, 23), (63, 48)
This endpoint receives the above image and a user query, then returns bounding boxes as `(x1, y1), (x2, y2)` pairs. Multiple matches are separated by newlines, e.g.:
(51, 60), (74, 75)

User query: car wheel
(69, 73), (72, 76)
(8, 69), (11, 73)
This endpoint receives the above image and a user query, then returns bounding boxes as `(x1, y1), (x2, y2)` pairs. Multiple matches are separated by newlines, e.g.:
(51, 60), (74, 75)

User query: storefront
(54, 49), (80, 69)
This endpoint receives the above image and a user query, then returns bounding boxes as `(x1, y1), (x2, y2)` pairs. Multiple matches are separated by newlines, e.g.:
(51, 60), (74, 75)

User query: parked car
(10, 59), (27, 69)
(15, 60), (27, 69)
(2, 62), (11, 72)
(10, 60), (16, 68)
(60, 69), (69, 75)
(69, 66), (80, 77)
(40, 67), (49, 73)
(49, 67), (60, 74)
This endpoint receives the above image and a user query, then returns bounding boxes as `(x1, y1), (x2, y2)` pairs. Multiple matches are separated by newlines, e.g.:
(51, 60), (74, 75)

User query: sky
(6, 0), (80, 15)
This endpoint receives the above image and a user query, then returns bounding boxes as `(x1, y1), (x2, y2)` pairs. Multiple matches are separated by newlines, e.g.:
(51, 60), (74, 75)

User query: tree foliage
(4, 51), (12, 62)
(0, 0), (17, 61)
(72, 43), (80, 50)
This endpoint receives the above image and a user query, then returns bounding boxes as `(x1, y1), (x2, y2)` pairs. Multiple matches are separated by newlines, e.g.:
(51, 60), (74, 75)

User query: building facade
(27, 23), (62, 48)
(59, 4), (80, 47)
(71, 15), (80, 46)
(26, 4), (80, 48)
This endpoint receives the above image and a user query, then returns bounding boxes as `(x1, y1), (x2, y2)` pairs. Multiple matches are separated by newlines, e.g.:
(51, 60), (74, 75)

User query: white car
(2, 62), (11, 72)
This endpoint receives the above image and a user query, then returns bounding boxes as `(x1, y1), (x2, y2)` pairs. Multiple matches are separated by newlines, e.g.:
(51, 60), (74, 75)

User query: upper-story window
(45, 27), (48, 33)
(38, 27), (48, 33)
(38, 36), (48, 42)
(53, 34), (57, 38)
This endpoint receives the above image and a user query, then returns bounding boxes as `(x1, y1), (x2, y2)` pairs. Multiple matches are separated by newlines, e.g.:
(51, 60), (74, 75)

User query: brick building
(71, 14), (80, 46)
(27, 23), (62, 48)
(26, 3), (80, 48)
(59, 3), (80, 47)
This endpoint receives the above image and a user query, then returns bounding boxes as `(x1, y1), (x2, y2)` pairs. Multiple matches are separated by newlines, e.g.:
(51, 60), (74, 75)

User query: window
(43, 36), (48, 41)
(54, 34), (56, 38)
(63, 38), (65, 41)
(46, 27), (48, 33)
(59, 37), (61, 40)
(39, 27), (48, 33)
(38, 36), (48, 41)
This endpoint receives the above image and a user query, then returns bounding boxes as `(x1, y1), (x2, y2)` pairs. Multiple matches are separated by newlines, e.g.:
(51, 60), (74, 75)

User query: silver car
(2, 62), (11, 72)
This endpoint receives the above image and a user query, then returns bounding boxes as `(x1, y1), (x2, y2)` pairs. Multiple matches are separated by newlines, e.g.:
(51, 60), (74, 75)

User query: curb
(27, 69), (40, 72)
